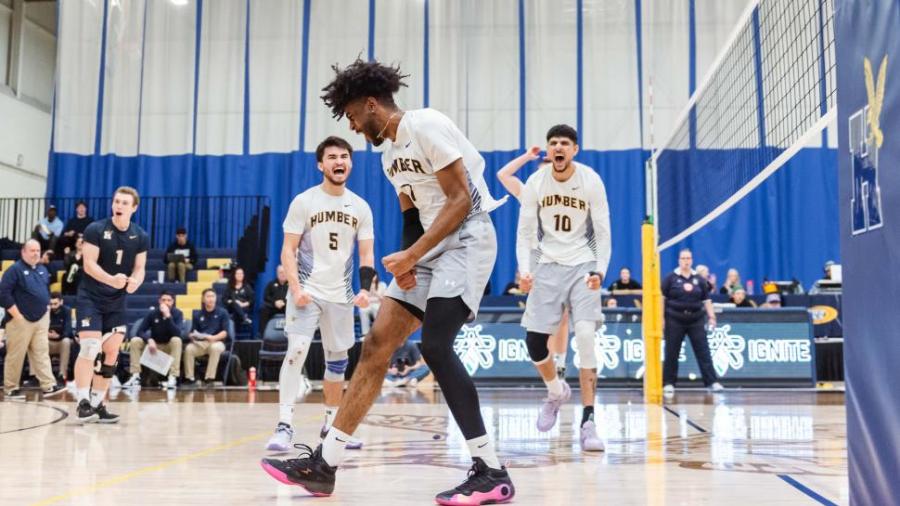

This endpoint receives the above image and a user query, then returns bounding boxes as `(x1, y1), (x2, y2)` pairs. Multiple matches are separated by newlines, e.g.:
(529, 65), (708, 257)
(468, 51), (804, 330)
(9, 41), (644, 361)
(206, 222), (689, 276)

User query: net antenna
(648, 0), (836, 251)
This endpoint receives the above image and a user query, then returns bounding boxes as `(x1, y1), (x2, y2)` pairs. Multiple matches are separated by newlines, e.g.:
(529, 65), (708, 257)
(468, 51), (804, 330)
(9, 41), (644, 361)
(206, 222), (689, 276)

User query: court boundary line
(662, 405), (708, 433)
(777, 474), (838, 506)
(0, 402), (68, 435)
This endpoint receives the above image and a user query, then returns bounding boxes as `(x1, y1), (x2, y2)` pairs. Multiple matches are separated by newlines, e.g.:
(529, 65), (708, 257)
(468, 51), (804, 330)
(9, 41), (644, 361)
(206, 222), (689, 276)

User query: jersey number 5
(329, 233), (338, 250)
(553, 214), (572, 232)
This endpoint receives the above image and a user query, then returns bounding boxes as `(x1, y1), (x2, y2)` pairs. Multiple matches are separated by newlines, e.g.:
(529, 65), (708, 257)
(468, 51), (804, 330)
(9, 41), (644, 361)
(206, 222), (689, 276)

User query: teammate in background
(261, 59), (514, 505)
(498, 146), (571, 379)
(73, 187), (149, 423)
(265, 136), (375, 453)
(516, 125), (611, 452)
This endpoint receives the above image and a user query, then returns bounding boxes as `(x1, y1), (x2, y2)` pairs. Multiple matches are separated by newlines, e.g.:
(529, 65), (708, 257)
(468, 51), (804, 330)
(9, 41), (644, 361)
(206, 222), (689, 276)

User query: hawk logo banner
(453, 324), (496, 376)
(849, 55), (887, 235)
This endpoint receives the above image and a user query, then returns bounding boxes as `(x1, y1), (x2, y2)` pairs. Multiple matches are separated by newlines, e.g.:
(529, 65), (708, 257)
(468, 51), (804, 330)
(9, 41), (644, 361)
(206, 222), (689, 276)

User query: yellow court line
(29, 430), (271, 506)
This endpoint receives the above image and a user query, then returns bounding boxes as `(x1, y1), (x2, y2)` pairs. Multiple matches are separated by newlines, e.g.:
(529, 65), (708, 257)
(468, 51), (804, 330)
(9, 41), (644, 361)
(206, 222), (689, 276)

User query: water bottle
(746, 279), (754, 295)
(248, 367), (257, 390)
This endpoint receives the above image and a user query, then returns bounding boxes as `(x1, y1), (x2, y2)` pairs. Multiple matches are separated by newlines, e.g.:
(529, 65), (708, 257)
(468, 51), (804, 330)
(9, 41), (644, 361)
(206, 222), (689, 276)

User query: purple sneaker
(435, 458), (515, 505)
(536, 381), (571, 432)
(580, 420), (605, 452)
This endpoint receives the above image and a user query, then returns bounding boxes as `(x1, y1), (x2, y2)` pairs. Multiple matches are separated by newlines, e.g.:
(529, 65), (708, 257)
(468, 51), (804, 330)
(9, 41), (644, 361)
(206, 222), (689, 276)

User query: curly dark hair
(320, 58), (409, 119)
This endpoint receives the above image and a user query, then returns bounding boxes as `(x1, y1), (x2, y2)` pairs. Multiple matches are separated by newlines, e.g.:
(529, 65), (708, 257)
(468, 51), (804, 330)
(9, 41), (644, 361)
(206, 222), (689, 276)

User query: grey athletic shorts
(386, 213), (496, 319)
(522, 261), (603, 334)
(285, 295), (355, 352)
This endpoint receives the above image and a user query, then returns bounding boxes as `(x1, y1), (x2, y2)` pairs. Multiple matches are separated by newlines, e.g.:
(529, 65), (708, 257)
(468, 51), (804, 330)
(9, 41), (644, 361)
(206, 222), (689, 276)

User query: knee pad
(525, 331), (551, 364)
(91, 351), (117, 378)
(324, 350), (349, 382)
(573, 320), (598, 369)
(78, 338), (101, 361)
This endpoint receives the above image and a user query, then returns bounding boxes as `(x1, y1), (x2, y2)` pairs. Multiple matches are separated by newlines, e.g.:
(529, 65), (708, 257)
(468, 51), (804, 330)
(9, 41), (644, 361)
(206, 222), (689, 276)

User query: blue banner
(836, 1), (900, 504)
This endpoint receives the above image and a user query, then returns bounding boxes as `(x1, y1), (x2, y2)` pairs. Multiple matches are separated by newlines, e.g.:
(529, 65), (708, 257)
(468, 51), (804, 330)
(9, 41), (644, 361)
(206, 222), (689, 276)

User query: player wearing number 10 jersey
(516, 124), (611, 452)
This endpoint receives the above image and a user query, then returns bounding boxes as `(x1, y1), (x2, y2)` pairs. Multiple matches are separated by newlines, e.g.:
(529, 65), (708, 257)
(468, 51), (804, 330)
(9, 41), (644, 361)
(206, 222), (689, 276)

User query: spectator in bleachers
(730, 288), (755, 308)
(125, 291), (183, 389)
(383, 341), (431, 387)
(605, 297), (618, 308)
(696, 265), (716, 293)
(32, 205), (64, 255)
(763, 293), (782, 308)
(223, 266), (254, 326)
(59, 201), (92, 254)
(259, 265), (288, 335)
(47, 292), (73, 382)
(0, 240), (65, 399)
(359, 271), (387, 336)
(40, 250), (54, 267)
(165, 228), (198, 284)
(61, 236), (84, 295)
(719, 268), (743, 295)
(608, 267), (642, 292)
(183, 288), (229, 387)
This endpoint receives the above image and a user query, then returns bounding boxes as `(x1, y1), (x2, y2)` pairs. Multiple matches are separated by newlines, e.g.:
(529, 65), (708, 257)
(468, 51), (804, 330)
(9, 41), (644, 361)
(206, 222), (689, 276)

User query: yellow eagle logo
(864, 55), (888, 148)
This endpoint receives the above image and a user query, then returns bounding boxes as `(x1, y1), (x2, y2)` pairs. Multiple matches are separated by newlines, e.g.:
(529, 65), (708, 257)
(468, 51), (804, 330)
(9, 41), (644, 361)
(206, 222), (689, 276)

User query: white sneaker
(165, 376), (178, 389)
(266, 423), (294, 451)
(711, 382), (724, 392)
(580, 420), (605, 452)
(663, 384), (675, 397)
(122, 374), (141, 389)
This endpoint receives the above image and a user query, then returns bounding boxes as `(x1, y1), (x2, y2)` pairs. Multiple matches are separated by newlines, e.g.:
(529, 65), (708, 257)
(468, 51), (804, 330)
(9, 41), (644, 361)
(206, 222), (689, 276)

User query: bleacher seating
(2, 246), (239, 332)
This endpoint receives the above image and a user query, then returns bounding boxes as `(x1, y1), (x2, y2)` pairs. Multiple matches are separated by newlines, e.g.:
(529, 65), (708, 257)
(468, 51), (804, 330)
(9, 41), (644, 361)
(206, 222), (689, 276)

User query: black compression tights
(418, 297), (487, 440)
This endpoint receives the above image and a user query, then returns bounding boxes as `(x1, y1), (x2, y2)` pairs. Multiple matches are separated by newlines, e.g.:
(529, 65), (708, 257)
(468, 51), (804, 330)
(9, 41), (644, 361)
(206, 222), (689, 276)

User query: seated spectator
(605, 298), (618, 308)
(359, 271), (388, 336)
(40, 250), (54, 267)
(763, 293), (782, 308)
(608, 267), (642, 292)
(223, 266), (254, 326)
(59, 201), (92, 254)
(695, 265), (716, 293)
(165, 228), (198, 283)
(47, 292), (74, 382)
(504, 273), (525, 295)
(61, 236), (84, 295)
(719, 268), (743, 294)
(259, 265), (289, 334)
(730, 288), (755, 308)
(183, 289), (229, 387)
(125, 292), (184, 389)
(383, 341), (431, 387)
(32, 205), (64, 255)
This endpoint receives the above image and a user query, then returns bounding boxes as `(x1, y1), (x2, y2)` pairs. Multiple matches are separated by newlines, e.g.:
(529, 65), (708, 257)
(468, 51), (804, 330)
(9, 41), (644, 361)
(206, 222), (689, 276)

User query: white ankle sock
(466, 434), (501, 469)
(90, 389), (106, 408)
(77, 387), (90, 402)
(544, 377), (564, 397)
(324, 406), (338, 429)
(321, 427), (351, 467)
(278, 404), (294, 426)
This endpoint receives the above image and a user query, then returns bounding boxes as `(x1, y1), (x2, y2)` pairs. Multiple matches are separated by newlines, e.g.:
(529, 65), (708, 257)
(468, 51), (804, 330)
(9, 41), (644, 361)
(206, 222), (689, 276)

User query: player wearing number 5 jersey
(516, 124), (611, 452)
(74, 187), (149, 424)
(265, 136), (375, 454)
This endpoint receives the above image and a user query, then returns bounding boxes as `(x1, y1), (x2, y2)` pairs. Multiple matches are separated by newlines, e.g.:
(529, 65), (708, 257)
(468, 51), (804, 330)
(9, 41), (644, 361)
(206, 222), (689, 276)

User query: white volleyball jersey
(380, 108), (505, 233)
(283, 185), (374, 303)
(516, 162), (611, 276)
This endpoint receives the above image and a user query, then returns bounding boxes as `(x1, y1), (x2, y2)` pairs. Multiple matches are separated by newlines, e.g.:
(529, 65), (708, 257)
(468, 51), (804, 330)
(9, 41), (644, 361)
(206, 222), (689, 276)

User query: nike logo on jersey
(129, 235), (137, 239)
(405, 141), (412, 148)
(571, 186), (579, 190)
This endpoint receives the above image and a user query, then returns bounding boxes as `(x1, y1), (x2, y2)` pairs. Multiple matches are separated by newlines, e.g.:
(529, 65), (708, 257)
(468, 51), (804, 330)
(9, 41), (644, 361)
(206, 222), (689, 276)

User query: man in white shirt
(516, 124), (611, 452)
(261, 59), (514, 506)
(264, 136), (375, 454)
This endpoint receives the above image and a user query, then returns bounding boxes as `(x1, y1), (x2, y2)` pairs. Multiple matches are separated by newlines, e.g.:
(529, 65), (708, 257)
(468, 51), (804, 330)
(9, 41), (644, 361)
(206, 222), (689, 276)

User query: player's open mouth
(333, 168), (346, 175)
(554, 155), (565, 163)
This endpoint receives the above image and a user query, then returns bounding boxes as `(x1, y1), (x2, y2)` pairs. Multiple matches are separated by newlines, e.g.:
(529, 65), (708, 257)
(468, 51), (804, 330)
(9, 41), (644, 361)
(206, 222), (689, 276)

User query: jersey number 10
(553, 214), (572, 232)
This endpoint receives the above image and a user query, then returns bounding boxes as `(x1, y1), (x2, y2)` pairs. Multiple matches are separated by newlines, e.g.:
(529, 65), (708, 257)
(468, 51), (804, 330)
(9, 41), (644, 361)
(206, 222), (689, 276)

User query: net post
(641, 218), (663, 405)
